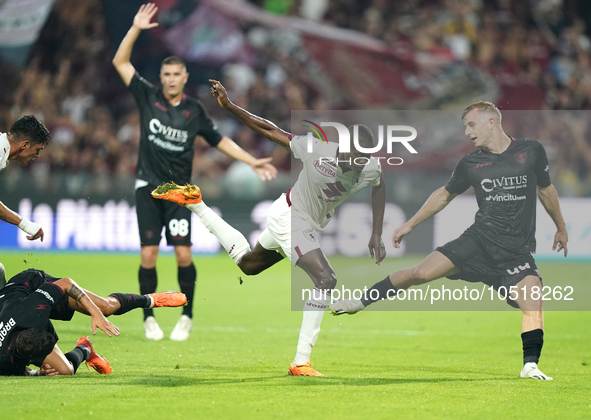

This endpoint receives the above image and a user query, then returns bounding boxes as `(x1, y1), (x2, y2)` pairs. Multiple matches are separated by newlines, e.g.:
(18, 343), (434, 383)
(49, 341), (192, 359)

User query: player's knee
(238, 262), (262, 276)
(103, 297), (121, 316)
(61, 364), (75, 375)
(314, 268), (337, 290)
(410, 265), (430, 282)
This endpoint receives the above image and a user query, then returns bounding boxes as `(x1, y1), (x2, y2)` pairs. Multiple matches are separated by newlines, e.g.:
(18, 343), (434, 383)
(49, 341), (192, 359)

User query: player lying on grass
(151, 80), (387, 377)
(329, 101), (568, 381)
(0, 268), (186, 376)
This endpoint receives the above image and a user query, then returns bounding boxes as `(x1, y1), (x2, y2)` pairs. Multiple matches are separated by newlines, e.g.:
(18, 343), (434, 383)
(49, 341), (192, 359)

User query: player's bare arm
(215, 137), (278, 181)
(53, 278), (120, 337)
(0, 201), (43, 241)
(537, 184), (568, 256)
(392, 186), (457, 248)
(209, 79), (291, 151)
(112, 3), (159, 86)
(369, 178), (387, 264)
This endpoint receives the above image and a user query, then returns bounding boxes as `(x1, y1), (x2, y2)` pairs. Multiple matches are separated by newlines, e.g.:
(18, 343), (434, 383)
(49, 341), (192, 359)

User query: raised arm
(209, 79), (291, 151)
(537, 184), (568, 256)
(112, 3), (159, 86)
(53, 278), (120, 337)
(368, 178), (386, 264)
(392, 186), (457, 248)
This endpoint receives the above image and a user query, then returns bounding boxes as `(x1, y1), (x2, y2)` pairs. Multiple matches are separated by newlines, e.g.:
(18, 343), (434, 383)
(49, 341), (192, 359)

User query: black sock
(65, 346), (89, 374)
(522, 329), (544, 365)
(139, 266), (157, 319)
(360, 276), (397, 308)
(109, 293), (151, 315)
(178, 263), (196, 318)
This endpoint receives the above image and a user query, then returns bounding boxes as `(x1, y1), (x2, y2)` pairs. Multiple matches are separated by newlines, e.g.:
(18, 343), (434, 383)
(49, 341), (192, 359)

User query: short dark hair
(348, 124), (375, 149)
(15, 328), (56, 365)
(161, 56), (186, 69)
(10, 115), (51, 146)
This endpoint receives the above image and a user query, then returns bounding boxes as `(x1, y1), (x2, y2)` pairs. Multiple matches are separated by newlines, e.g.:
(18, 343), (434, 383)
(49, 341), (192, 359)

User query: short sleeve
(445, 156), (471, 195)
(128, 73), (154, 104)
(369, 160), (382, 187)
(196, 104), (222, 147)
(534, 140), (551, 188)
(290, 135), (317, 161)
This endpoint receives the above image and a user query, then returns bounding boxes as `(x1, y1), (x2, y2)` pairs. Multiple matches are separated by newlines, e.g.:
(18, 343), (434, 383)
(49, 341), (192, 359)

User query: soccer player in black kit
(330, 101), (569, 381)
(112, 3), (277, 341)
(0, 268), (186, 376)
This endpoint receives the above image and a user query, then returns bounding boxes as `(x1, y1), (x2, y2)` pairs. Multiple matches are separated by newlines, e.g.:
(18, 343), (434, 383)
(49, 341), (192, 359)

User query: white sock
(187, 202), (251, 264)
(293, 288), (330, 366)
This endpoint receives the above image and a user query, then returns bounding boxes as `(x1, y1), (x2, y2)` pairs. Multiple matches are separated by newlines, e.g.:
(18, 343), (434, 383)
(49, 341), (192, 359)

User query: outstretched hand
(92, 314), (120, 337)
(553, 230), (568, 257)
(251, 157), (278, 181)
(209, 79), (231, 108)
(27, 228), (44, 242)
(133, 3), (159, 30)
(392, 223), (413, 249)
(368, 233), (386, 265)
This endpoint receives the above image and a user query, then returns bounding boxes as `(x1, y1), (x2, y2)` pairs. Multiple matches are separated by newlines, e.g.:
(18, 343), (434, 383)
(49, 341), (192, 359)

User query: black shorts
(135, 185), (193, 247)
(436, 232), (541, 307)
(3, 269), (75, 321)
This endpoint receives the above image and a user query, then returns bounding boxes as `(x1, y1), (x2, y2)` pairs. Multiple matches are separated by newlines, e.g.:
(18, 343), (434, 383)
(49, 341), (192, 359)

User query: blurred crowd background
(0, 0), (590, 201)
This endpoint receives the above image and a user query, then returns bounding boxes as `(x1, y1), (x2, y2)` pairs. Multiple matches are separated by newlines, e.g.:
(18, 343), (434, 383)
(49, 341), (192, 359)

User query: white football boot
(170, 315), (193, 341)
(143, 316), (164, 341)
(329, 298), (365, 315)
(520, 362), (553, 380)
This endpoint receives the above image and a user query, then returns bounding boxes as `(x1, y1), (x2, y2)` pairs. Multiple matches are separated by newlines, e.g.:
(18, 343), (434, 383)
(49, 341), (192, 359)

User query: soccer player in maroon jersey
(331, 101), (568, 380)
(151, 80), (388, 376)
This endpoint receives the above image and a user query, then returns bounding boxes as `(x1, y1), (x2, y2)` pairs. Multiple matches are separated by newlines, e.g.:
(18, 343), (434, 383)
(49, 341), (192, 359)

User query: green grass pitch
(0, 252), (589, 419)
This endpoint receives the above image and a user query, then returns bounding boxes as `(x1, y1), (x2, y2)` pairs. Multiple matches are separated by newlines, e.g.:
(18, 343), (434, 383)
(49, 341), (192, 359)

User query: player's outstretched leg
(147, 290), (188, 308)
(330, 252), (458, 315)
(151, 182), (202, 205)
(68, 289), (187, 317)
(152, 182), (251, 264)
(76, 336), (112, 374)
(330, 275), (394, 315)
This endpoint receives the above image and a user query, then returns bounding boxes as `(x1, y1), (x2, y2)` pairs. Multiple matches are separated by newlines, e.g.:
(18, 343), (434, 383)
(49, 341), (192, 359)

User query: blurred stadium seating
(0, 0), (590, 201)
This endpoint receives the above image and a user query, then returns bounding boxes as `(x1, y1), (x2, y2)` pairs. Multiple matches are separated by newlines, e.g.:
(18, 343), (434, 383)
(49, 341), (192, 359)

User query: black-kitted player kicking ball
(331, 101), (568, 381)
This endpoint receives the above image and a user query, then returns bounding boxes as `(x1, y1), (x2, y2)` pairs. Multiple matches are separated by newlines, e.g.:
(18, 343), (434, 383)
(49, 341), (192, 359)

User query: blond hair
(461, 101), (501, 121)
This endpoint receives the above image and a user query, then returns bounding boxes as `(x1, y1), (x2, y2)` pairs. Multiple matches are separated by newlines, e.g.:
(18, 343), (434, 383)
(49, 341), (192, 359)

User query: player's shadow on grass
(121, 375), (513, 388)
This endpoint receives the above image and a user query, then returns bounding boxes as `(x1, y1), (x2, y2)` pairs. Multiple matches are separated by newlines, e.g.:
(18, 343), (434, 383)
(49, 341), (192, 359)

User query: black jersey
(129, 73), (222, 186)
(445, 138), (551, 259)
(0, 270), (64, 376)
